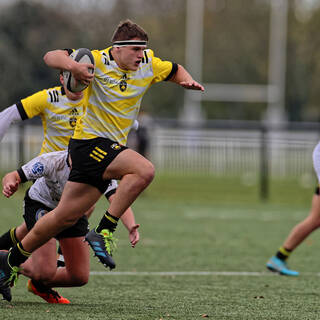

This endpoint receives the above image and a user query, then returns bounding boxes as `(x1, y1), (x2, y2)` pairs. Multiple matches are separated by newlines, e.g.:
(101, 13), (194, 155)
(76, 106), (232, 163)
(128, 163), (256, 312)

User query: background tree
(1, 0), (320, 122)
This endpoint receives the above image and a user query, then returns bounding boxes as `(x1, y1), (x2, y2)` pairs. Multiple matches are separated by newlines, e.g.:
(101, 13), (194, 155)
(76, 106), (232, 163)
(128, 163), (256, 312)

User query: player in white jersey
(1, 150), (139, 303)
(0, 20), (204, 299)
(266, 142), (320, 276)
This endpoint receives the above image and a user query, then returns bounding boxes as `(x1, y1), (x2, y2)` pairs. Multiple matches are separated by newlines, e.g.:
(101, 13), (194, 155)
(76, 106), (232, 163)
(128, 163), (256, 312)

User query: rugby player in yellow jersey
(0, 73), (140, 302)
(0, 72), (84, 249)
(0, 19), (204, 299)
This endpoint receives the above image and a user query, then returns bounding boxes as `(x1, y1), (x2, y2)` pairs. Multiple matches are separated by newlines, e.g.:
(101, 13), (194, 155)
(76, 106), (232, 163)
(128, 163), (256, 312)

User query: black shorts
(68, 137), (127, 193)
(23, 191), (89, 240)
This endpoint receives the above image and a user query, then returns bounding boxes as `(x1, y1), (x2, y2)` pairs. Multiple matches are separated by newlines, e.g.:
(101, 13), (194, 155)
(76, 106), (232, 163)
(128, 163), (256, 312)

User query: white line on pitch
(90, 271), (275, 276)
(90, 271), (320, 276)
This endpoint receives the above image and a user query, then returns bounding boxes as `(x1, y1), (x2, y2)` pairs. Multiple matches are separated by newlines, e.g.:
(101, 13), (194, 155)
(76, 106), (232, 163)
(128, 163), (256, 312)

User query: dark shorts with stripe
(68, 137), (127, 193)
(23, 190), (89, 239)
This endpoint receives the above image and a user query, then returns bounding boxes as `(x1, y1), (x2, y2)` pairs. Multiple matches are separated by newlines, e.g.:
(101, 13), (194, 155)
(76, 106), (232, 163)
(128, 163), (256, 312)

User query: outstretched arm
(43, 49), (94, 83)
(2, 171), (21, 198)
(120, 208), (140, 248)
(170, 64), (205, 91)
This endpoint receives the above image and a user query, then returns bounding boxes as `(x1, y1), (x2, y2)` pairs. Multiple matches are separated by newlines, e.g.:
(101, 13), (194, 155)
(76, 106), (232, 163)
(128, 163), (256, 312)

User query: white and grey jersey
(19, 150), (70, 209)
(104, 179), (118, 199)
(18, 150), (118, 209)
(313, 142), (320, 183)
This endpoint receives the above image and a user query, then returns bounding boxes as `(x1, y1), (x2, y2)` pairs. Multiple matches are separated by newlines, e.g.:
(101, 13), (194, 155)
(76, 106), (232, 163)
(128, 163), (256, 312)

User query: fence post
(260, 124), (269, 201)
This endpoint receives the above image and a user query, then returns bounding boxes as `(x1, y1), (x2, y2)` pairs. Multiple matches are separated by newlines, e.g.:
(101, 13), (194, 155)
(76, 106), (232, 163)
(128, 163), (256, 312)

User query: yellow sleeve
(148, 49), (177, 84)
(20, 89), (49, 119)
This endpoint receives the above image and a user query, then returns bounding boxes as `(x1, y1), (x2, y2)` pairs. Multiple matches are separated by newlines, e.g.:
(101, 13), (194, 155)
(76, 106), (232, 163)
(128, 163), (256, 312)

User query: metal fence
(149, 123), (319, 178)
(1, 121), (320, 182)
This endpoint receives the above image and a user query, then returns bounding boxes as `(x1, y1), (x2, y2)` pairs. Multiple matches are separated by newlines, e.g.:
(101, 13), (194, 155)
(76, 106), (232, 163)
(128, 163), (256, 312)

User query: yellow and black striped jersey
(17, 86), (84, 154)
(73, 47), (177, 145)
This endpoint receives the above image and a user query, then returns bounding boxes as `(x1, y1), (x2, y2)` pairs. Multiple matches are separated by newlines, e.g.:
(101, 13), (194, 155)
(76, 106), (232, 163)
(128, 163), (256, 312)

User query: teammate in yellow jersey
(0, 72), (139, 302)
(0, 72), (84, 250)
(0, 72), (84, 154)
(0, 19), (204, 299)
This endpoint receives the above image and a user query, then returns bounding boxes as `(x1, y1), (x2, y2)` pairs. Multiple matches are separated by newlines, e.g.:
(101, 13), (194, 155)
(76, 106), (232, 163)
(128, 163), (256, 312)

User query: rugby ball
(63, 48), (94, 92)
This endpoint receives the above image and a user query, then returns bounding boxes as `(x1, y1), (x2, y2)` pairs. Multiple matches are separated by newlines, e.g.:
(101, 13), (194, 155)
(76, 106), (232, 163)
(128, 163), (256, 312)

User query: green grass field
(1, 173), (320, 320)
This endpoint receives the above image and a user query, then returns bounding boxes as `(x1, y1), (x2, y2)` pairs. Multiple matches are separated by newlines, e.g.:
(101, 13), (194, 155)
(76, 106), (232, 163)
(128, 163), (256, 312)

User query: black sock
(276, 246), (292, 261)
(8, 242), (31, 267)
(0, 228), (18, 250)
(96, 211), (119, 233)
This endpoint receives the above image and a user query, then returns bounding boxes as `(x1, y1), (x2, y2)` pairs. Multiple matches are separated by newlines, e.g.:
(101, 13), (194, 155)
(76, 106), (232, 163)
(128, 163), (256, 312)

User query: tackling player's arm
(0, 88), (53, 143)
(2, 152), (54, 198)
(109, 193), (140, 248)
(43, 49), (94, 83)
(0, 104), (26, 142)
(170, 64), (205, 91)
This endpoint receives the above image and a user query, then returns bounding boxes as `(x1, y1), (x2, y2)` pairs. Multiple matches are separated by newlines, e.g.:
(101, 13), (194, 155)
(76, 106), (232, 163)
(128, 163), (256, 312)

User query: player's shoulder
(138, 49), (153, 65)
(28, 86), (62, 101)
(144, 48), (154, 58)
(44, 86), (63, 103)
(92, 47), (112, 66)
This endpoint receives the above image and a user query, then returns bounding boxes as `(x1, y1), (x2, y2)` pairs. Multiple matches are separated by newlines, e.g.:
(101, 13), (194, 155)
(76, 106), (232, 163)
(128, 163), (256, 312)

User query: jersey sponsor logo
(31, 162), (44, 175)
(49, 108), (80, 128)
(69, 108), (80, 128)
(102, 74), (130, 90)
(35, 209), (48, 221)
(102, 76), (121, 85)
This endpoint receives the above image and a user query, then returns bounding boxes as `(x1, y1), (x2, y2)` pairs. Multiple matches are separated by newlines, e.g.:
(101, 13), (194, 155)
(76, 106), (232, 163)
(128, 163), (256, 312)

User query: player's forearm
(170, 64), (194, 84)
(0, 105), (22, 142)
(170, 64), (204, 91)
(43, 50), (77, 72)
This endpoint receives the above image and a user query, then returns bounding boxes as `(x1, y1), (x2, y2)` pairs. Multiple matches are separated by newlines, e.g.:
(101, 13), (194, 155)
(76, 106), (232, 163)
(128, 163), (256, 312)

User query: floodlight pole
(181, 0), (205, 125)
(265, 0), (288, 124)
(260, 0), (288, 201)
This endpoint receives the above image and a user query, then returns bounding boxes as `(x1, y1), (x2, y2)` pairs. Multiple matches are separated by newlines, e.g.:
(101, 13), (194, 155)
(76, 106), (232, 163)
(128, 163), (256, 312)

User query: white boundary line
(90, 271), (289, 276)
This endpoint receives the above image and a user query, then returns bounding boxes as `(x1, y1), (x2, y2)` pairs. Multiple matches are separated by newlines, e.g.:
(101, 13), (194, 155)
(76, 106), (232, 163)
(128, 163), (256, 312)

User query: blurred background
(1, 0), (320, 201)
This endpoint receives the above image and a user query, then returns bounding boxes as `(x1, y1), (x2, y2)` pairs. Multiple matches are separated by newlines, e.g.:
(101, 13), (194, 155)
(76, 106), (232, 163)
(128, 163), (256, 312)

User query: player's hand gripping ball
(63, 48), (94, 92)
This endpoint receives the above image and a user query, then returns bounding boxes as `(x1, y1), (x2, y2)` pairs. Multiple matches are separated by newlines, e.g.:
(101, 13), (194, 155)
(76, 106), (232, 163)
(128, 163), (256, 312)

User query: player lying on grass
(266, 141), (320, 276)
(1, 150), (139, 303)
(0, 71), (138, 268)
(0, 19), (204, 300)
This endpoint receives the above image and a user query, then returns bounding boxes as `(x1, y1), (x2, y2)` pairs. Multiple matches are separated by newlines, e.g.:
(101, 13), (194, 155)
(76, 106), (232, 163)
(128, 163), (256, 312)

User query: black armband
(17, 168), (28, 183)
(164, 62), (178, 81)
(16, 101), (28, 120)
